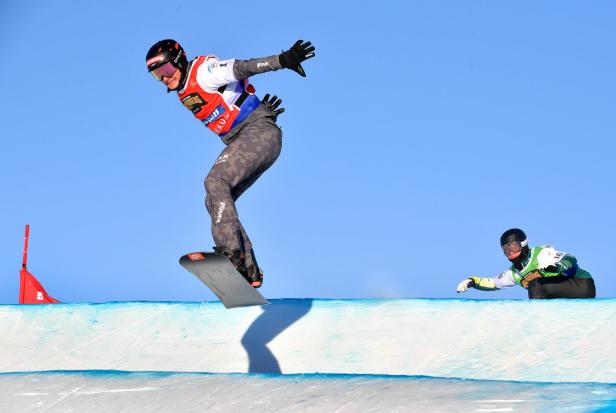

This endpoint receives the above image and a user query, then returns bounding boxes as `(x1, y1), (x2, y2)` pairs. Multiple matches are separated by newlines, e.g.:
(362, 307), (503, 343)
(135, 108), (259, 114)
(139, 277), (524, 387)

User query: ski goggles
(502, 241), (523, 257)
(150, 62), (177, 81)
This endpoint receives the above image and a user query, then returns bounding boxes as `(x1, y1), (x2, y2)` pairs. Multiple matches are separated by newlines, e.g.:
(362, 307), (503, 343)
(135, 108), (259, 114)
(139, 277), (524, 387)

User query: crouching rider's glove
(456, 278), (476, 293)
(262, 94), (285, 117)
(279, 40), (316, 77)
(540, 265), (559, 274)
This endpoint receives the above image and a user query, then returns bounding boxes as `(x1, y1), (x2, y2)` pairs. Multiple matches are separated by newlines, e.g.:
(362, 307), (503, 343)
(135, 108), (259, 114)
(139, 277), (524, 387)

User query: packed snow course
(2, 299), (615, 382)
(2, 299), (616, 412)
(2, 371), (615, 413)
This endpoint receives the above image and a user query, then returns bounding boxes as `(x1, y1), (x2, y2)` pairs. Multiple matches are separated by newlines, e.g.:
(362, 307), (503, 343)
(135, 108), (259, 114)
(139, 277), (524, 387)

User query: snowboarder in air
(456, 228), (596, 299)
(146, 39), (315, 288)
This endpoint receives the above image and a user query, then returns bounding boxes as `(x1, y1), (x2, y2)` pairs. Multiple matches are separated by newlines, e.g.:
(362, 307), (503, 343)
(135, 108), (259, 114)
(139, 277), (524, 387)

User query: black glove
(541, 265), (559, 273)
(262, 94), (285, 116)
(279, 40), (316, 77)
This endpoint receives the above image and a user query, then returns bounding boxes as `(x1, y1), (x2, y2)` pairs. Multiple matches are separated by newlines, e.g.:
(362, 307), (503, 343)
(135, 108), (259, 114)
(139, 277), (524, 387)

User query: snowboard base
(179, 252), (269, 309)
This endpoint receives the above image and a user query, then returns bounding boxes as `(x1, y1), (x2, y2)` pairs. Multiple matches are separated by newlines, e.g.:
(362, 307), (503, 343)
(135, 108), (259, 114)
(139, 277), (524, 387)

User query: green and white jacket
(472, 245), (592, 290)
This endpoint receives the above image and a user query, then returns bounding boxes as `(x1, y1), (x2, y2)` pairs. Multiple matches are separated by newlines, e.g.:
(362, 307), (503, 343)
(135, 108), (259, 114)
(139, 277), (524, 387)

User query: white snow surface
(1, 371), (615, 413)
(1, 299), (615, 383)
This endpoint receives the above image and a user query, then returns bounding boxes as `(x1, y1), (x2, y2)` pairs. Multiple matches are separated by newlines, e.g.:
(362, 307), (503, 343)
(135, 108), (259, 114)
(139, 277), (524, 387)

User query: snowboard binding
(214, 245), (263, 289)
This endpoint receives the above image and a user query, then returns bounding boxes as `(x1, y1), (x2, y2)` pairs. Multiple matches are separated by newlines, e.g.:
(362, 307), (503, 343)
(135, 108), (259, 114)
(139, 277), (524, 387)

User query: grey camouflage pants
(204, 114), (282, 267)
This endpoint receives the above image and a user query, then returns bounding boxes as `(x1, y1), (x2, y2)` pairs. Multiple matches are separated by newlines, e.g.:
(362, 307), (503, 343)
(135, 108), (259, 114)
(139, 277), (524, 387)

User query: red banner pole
(19, 225), (30, 304)
(22, 224), (30, 269)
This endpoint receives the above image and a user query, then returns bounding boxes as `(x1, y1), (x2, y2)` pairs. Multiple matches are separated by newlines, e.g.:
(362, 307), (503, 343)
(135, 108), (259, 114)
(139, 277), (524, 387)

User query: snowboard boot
(213, 246), (247, 279)
(214, 246), (263, 289)
(246, 247), (264, 288)
(246, 264), (264, 289)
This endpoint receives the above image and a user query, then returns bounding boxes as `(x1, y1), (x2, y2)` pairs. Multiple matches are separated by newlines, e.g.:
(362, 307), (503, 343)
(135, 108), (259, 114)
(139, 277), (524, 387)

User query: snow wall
(1, 299), (615, 383)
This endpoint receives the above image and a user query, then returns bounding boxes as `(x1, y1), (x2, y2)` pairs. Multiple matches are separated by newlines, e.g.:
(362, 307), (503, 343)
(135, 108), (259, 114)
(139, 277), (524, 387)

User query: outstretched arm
(457, 277), (498, 293)
(233, 39), (316, 79)
(233, 55), (283, 80)
(198, 41), (316, 90)
(456, 270), (517, 293)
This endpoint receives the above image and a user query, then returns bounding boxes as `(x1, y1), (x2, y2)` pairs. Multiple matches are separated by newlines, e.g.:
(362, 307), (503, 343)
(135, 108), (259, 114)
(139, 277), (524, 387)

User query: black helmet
(500, 228), (529, 267)
(146, 39), (189, 88)
(500, 228), (528, 247)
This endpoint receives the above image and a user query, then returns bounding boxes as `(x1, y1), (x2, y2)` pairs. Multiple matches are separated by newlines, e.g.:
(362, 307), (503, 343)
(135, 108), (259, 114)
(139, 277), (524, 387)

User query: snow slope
(1, 299), (614, 383)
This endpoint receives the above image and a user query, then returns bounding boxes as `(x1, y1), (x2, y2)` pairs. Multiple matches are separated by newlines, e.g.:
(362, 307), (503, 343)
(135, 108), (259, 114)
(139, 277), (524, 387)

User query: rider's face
(502, 241), (522, 260)
(161, 68), (181, 90)
(505, 249), (521, 260)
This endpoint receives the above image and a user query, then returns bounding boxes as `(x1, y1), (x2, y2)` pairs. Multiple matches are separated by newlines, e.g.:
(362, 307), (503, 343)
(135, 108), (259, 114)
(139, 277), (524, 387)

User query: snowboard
(179, 252), (269, 309)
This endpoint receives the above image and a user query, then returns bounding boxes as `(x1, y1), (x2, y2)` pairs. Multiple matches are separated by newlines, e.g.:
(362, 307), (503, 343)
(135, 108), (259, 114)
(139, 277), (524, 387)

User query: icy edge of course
(1, 299), (615, 383)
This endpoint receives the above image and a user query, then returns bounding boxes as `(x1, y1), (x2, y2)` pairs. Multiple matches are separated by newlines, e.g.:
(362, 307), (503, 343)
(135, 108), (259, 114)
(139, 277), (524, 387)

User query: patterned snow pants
(204, 114), (282, 268)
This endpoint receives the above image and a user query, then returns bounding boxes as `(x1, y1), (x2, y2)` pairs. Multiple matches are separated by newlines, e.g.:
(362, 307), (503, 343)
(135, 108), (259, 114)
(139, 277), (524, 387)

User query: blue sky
(1, 1), (615, 303)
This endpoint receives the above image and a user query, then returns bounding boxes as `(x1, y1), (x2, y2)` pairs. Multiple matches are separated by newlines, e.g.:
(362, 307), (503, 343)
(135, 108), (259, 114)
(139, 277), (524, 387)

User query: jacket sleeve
(470, 276), (498, 291)
(471, 269), (517, 291)
(494, 269), (517, 289)
(195, 56), (239, 90)
(233, 55), (283, 80)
